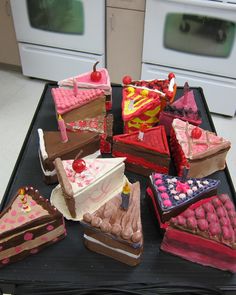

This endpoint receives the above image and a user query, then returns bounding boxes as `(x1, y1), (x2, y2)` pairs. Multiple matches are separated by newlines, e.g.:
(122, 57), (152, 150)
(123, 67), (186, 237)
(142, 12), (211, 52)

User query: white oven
(10, 0), (105, 81)
(142, 0), (236, 116)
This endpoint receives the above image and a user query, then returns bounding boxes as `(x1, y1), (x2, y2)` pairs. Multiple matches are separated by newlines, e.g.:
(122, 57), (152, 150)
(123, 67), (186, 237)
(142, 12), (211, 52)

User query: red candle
(58, 114), (68, 143)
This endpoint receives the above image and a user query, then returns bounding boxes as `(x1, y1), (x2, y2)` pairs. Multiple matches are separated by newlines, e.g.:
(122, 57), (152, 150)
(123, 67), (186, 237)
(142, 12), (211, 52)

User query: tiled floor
(0, 69), (235, 202)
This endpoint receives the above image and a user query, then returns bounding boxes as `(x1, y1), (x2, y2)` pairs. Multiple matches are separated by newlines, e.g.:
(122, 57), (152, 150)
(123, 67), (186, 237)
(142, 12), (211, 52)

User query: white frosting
(38, 150), (57, 177)
(83, 234), (141, 260)
(38, 129), (48, 161)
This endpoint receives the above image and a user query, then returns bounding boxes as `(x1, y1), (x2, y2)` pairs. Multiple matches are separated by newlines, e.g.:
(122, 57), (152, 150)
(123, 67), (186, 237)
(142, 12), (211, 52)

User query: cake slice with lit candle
(0, 187), (66, 268)
(81, 181), (143, 266)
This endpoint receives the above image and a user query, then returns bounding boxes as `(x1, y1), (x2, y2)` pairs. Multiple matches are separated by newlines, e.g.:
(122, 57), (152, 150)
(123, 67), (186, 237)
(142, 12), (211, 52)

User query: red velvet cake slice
(0, 187), (66, 267)
(81, 181), (143, 266)
(112, 126), (170, 176)
(170, 118), (231, 178)
(147, 172), (219, 228)
(161, 194), (236, 272)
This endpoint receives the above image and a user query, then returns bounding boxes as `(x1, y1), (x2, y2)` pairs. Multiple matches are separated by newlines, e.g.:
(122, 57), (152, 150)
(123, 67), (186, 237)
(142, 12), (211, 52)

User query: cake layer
(161, 227), (236, 272)
(54, 157), (126, 219)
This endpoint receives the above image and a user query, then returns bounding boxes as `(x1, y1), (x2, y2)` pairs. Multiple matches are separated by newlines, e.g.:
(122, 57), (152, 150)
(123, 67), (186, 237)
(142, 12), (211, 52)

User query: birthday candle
(138, 123), (147, 141)
(58, 114), (68, 143)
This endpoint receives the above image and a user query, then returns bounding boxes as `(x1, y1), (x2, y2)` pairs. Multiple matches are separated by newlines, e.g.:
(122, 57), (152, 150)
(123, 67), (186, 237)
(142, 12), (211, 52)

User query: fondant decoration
(161, 194), (236, 272)
(159, 82), (202, 135)
(37, 128), (100, 184)
(0, 187), (66, 268)
(148, 172), (219, 227)
(81, 181), (143, 266)
(112, 126), (170, 176)
(51, 157), (126, 220)
(170, 118), (231, 178)
(122, 73), (177, 133)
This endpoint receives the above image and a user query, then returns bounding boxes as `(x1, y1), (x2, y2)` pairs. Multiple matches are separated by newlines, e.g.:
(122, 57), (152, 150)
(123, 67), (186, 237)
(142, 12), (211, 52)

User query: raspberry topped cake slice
(113, 126), (170, 176)
(170, 118), (231, 178)
(148, 172), (219, 226)
(0, 187), (66, 267)
(159, 83), (202, 136)
(161, 194), (236, 272)
(81, 181), (143, 266)
(51, 157), (126, 220)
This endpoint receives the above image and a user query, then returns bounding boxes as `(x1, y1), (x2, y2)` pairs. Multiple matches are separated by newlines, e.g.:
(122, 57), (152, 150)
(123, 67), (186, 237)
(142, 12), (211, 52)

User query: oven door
(10, 0), (105, 54)
(142, 0), (236, 79)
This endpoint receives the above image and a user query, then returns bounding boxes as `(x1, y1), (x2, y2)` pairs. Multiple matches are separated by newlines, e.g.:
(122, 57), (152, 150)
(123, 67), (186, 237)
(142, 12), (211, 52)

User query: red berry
(72, 159), (86, 174)
(90, 61), (102, 82)
(168, 72), (175, 80)
(122, 75), (132, 85)
(191, 127), (202, 139)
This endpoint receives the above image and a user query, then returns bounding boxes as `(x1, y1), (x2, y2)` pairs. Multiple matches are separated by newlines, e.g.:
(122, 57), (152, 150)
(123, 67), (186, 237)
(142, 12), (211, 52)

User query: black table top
(0, 84), (235, 295)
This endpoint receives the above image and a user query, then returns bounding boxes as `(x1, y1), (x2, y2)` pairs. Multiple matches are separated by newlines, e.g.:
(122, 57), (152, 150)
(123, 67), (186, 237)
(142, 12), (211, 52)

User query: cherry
(122, 75), (132, 85)
(168, 72), (175, 80)
(191, 127), (202, 139)
(90, 61), (102, 82)
(72, 159), (86, 174)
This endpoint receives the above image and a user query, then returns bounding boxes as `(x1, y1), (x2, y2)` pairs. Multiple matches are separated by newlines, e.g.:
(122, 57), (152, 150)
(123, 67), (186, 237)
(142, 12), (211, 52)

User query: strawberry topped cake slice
(161, 194), (236, 272)
(51, 157), (126, 220)
(170, 118), (231, 178)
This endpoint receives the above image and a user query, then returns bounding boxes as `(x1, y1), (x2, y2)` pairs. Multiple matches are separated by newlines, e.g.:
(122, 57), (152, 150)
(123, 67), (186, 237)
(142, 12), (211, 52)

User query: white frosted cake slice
(52, 157), (126, 220)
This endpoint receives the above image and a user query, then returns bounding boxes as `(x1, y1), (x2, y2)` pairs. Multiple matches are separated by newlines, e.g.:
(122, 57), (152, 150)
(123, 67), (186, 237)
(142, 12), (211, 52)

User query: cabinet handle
(110, 14), (115, 31)
(5, 0), (11, 16)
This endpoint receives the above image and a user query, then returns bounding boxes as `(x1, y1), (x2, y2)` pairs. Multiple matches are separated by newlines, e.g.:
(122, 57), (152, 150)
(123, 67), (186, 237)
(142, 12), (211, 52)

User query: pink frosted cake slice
(159, 83), (202, 135)
(0, 187), (66, 267)
(161, 194), (236, 272)
(170, 118), (231, 178)
(52, 157), (126, 220)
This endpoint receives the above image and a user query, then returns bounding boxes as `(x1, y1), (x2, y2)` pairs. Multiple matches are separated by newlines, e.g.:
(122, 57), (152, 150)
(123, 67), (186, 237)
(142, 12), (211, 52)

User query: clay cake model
(51, 157), (126, 220)
(112, 126), (170, 176)
(161, 194), (236, 272)
(159, 82), (202, 136)
(0, 186), (66, 267)
(147, 172), (219, 228)
(38, 128), (100, 184)
(81, 181), (143, 266)
(58, 61), (112, 111)
(170, 118), (231, 178)
(122, 73), (176, 133)
(51, 86), (106, 126)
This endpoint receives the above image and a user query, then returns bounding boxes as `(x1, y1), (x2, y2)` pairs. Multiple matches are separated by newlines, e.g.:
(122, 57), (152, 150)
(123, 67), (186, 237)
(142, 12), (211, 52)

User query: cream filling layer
(84, 234), (141, 259)
(38, 128), (48, 160)
(0, 224), (65, 260)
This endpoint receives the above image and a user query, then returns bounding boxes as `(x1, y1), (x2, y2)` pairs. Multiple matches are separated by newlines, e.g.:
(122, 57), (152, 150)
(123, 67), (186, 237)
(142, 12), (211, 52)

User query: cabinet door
(0, 0), (20, 66)
(106, 7), (144, 83)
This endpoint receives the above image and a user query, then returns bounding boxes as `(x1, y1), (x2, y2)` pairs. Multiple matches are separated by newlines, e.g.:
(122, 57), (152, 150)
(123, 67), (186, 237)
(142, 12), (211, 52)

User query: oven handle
(168, 0), (236, 11)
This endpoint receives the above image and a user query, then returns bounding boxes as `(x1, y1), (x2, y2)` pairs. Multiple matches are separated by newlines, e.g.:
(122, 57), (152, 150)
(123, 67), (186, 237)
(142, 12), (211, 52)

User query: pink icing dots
(155, 179), (163, 185)
(46, 225), (54, 231)
(161, 193), (169, 199)
(30, 248), (38, 254)
(163, 199), (172, 207)
(18, 216), (25, 223)
(24, 232), (33, 241)
(154, 173), (162, 179)
(15, 246), (22, 253)
(11, 210), (17, 217)
(29, 214), (35, 219)
(158, 186), (166, 192)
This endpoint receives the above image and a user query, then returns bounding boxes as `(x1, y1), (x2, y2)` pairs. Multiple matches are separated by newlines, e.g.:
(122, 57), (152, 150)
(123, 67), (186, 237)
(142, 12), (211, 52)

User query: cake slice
(161, 194), (236, 272)
(51, 157), (126, 220)
(159, 83), (202, 135)
(112, 126), (170, 176)
(38, 128), (100, 184)
(170, 118), (231, 178)
(81, 181), (143, 266)
(147, 172), (219, 227)
(122, 73), (176, 133)
(0, 186), (66, 267)
(58, 62), (112, 110)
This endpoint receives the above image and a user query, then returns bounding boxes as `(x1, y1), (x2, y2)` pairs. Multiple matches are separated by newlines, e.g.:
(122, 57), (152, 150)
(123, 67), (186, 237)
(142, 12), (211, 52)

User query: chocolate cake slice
(0, 187), (66, 267)
(147, 172), (219, 227)
(161, 194), (236, 272)
(81, 181), (143, 266)
(38, 128), (100, 184)
(112, 126), (170, 176)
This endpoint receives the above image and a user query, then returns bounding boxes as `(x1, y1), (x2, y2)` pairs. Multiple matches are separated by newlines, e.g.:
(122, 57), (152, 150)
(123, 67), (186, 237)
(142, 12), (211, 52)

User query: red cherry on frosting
(122, 75), (132, 85)
(90, 61), (102, 82)
(191, 127), (202, 139)
(168, 72), (175, 80)
(72, 159), (86, 173)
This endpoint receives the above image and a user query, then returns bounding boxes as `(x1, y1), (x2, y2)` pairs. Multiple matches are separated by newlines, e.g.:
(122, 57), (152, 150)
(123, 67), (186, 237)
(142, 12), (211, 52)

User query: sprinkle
(187, 189), (193, 196)
(179, 193), (186, 199)
(203, 180), (209, 185)
(187, 180), (193, 185)
(158, 186), (166, 192)
(170, 189), (177, 194)
(174, 195), (180, 200)
(161, 193), (169, 199)
(192, 186), (198, 191)
(163, 199), (172, 207)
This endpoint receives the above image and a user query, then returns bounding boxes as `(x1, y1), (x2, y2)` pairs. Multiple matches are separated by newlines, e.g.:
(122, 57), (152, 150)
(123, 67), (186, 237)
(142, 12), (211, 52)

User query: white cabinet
(0, 0), (20, 66)
(106, 0), (145, 84)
